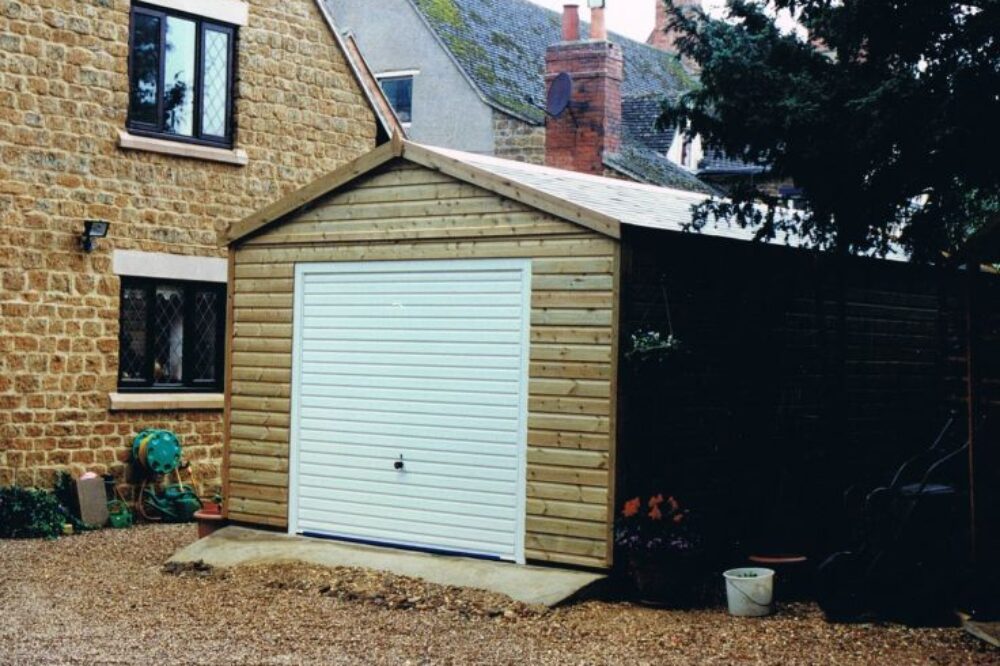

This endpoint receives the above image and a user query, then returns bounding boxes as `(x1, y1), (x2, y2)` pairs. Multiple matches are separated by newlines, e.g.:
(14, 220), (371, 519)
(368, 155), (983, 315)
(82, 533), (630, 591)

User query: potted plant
(615, 493), (703, 606)
(193, 491), (226, 539)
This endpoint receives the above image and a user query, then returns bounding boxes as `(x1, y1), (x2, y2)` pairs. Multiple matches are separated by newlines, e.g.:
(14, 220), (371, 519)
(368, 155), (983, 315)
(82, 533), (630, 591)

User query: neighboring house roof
(698, 147), (769, 176)
(402, 0), (694, 125)
(604, 140), (719, 195)
(622, 94), (675, 155)
(227, 139), (775, 246)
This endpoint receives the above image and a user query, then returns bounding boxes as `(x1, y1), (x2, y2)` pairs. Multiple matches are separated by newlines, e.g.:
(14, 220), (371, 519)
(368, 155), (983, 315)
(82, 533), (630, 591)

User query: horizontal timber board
(526, 498), (607, 522)
(234, 237), (615, 263)
(229, 453), (289, 473)
(279, 195), (531, 224)
(529, 378), (611, 398)
(229, 497), (288, 519)
(229, 439), (289, 457)
(228, 467), (288, 488)
(526, 549), (605, 568)
(525, 533), (606, 558)
(245, 222), (580, 245)
(527, 481), (607, 504)
(230, 424), (290, 443)
(228, 511), (287, 528)
(527, 430), (610, 450)
(528, 448), (609, 469)
(527, 464), (609, 487)
(229, 483), (288, 503)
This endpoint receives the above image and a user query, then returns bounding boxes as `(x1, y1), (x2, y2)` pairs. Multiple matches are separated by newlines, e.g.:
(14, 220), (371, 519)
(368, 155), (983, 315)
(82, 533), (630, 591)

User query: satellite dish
(546, 72), (572, 117)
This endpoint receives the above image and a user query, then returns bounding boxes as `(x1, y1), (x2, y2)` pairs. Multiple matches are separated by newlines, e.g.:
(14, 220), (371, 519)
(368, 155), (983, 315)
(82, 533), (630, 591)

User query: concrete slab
(169, 526), (605, 607)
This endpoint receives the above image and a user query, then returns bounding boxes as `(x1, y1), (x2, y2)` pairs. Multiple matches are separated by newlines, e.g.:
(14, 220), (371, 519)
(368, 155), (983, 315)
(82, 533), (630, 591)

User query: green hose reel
(132, 429), (182, 475)
(131, 429), (202, 523)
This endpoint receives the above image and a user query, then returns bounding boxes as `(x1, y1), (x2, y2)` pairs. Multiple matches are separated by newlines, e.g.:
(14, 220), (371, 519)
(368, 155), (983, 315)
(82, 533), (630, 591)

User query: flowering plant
(614, 493), (700, 554)
(625, 329), (683, 363)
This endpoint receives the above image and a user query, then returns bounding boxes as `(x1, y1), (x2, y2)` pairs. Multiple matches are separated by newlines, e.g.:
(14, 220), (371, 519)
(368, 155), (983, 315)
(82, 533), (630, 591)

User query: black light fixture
(80, 220), (109, 253)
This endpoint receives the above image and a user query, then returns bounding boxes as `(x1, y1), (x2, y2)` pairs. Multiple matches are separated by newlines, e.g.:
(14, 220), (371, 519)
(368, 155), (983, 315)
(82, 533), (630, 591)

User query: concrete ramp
(169, 526), (605, 607)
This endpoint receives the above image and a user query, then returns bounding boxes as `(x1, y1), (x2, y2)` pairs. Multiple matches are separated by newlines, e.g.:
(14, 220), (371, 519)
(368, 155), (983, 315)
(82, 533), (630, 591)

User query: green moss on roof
(412, 0), (463, 28)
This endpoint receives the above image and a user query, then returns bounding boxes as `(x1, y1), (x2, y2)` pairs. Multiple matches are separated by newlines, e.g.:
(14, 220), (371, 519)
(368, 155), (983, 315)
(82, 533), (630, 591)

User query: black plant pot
(627, 551), (703, 608)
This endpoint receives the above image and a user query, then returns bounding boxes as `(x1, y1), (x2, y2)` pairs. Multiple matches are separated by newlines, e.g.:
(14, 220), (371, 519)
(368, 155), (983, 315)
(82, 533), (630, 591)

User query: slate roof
(604, 141), (719, 195)
(622, 94), (675, 155)
(405, 0), (694, 125)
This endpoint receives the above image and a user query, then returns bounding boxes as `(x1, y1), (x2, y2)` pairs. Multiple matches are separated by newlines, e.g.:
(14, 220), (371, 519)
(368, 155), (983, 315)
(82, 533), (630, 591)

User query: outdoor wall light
(80, 220), (109, 253)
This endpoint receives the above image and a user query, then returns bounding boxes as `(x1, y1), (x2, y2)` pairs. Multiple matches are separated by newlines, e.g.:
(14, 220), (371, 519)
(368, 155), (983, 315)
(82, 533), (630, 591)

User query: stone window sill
(109, 392), (225, 412)
(118, 130), (248, 166)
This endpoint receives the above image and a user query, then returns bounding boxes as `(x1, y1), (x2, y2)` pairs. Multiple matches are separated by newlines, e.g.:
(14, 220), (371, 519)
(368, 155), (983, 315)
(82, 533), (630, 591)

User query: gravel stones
(0, 525), (994, 665)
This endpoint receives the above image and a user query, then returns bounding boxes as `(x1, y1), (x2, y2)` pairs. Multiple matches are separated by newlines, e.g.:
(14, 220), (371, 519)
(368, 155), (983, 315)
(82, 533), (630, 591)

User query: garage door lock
(394, 455), (405, 471)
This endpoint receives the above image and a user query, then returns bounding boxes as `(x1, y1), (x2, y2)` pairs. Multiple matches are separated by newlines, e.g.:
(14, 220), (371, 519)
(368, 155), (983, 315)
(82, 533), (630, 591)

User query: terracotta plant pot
(194, 507), (226, 539)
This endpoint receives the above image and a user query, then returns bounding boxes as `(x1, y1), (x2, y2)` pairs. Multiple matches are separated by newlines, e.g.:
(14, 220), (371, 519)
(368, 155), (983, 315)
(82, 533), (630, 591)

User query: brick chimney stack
(544, 4), (624, 176)
(648, 0), (700, 56)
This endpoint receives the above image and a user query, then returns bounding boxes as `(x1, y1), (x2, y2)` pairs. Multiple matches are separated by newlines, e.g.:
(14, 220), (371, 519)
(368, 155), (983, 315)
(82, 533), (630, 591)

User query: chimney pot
(590, 7), (607, 41)
(561, 4), (580, 41)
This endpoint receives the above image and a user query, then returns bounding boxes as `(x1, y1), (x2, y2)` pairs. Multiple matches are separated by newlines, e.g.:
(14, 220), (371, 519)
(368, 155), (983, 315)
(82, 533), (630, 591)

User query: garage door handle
(394, 455), (404, 471)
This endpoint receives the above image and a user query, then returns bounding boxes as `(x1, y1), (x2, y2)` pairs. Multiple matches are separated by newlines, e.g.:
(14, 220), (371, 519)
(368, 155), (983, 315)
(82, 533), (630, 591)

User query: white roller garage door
(289, 259), (530, 563)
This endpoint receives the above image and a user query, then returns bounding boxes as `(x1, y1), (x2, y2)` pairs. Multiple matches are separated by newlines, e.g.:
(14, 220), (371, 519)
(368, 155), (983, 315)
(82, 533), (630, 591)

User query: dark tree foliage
(658, 0), (1000, 260)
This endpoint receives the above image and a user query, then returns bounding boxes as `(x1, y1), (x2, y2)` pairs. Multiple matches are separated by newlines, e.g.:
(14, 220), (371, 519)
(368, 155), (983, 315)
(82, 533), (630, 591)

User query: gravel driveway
(0, 525), (994, 665)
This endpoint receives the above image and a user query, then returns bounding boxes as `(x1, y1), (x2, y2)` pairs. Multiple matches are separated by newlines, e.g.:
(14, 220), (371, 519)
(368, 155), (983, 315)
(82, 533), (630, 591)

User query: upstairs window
(128, 3), (236, 147)
(119, 278), (226, 392)
(378, 74), (414, 125)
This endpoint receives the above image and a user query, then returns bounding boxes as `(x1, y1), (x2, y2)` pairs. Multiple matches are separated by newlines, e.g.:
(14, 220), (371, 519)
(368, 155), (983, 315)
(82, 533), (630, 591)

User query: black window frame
(117, 277), (227, 393)
(127, 2), (238, 148)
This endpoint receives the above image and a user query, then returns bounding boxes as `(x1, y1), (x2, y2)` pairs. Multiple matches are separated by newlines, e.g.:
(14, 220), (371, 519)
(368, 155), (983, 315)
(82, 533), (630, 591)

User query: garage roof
(226, 137), (760, 245)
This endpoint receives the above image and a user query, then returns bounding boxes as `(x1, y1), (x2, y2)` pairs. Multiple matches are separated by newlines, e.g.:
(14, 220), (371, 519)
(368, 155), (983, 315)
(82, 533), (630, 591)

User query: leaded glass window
(128, 4), (236, 146)
(118, 278), (226, 392)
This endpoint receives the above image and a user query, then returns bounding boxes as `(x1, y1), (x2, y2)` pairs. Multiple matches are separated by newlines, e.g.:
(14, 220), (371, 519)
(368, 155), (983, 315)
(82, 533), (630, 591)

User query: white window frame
(376, 70), (419, 128)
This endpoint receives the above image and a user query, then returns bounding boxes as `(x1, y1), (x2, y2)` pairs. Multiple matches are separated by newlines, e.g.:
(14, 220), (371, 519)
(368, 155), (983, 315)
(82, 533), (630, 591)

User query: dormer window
(128, 3), (237, 147)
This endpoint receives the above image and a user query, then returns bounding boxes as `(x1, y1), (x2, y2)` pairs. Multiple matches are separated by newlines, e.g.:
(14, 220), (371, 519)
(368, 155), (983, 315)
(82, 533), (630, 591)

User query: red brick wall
(544, 40), (623, 175)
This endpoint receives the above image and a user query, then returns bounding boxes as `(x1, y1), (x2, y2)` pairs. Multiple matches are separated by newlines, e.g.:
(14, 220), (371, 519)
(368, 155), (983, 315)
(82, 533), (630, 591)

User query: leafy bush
(0, 486), (67, 539)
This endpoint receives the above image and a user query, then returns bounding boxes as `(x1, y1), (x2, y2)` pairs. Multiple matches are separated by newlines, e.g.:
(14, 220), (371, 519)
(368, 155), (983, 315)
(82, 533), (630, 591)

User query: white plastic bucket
(723, 567), (775, 617)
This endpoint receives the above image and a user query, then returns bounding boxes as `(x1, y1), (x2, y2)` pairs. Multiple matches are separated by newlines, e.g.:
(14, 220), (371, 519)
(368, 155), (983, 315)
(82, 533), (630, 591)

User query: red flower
(649, 505), (663, 521)
(622, 497), (641, 518)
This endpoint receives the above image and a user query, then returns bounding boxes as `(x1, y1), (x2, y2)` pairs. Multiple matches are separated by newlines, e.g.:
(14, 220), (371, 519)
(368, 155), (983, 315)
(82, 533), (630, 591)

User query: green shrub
(0, 486), (67, 539)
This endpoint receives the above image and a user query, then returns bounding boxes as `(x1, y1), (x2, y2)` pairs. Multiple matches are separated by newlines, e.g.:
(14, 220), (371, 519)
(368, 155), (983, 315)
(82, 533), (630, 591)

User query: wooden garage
(220, 137), (712, 570)
(223, 139), (996, 571)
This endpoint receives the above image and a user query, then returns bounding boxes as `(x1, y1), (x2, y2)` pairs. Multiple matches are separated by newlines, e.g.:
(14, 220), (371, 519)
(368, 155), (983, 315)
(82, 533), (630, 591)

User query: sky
(526, 1), (798, 42)
(526, 0), (659, 42)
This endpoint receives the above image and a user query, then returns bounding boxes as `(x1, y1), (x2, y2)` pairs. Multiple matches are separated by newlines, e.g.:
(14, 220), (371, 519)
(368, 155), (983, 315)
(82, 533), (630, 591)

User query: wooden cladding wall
(619, 227), (968, 556)
(227, 160), (619, 568)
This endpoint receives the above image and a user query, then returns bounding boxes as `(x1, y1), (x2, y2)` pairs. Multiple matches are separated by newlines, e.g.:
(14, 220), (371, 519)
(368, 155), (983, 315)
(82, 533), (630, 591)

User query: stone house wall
(0, 0), (377, 496)
(492, 111), (545, 166)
